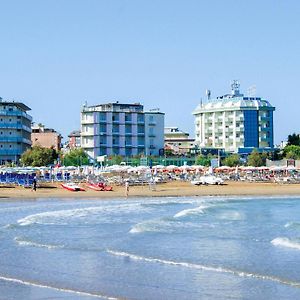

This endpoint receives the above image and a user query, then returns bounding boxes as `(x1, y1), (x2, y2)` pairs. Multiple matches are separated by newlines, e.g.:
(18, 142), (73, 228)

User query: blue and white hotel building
(193, 81), (275, 153)
(81, 102), (164, 159)
(0, 98), (32, 164)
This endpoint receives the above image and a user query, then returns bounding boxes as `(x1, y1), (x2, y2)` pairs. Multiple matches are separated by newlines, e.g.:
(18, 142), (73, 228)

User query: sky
(0, 0), (299, 144)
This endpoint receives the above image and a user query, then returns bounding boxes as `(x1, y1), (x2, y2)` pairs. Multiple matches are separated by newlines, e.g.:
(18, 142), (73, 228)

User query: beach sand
(0, 181), (300, 199)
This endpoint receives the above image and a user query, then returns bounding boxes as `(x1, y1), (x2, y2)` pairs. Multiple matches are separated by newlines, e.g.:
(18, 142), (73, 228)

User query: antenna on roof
(231, 80), (240, 96)
(205, 89), (211, 101)
(246, 85), (256, 97)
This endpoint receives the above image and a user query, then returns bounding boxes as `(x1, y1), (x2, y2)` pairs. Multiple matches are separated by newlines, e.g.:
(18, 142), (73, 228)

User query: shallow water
(1, 195), (300, 299)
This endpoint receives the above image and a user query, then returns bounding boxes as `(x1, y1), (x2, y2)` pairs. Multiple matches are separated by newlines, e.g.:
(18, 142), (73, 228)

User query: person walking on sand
(32, 177), (37, 192)
(125, 181), (129, 198)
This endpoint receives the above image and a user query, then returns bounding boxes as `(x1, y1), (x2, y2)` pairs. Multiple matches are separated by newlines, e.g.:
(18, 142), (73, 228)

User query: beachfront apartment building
(31, 123), (63, 151)
(164, 127), (195, 155)
(0, 98), (32, 164)
(81, 102), (164, 160)
(193, 81), (275, 153)
(68, 130), (81, 149)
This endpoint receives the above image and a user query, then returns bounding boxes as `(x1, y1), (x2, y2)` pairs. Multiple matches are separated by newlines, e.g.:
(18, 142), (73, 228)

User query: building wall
(31, 132), (62, 150)
(81, 103), (164, 159)
(0, 102), (32, 163)
(194, 99), (275, 153)
(145, 112), (164, 156)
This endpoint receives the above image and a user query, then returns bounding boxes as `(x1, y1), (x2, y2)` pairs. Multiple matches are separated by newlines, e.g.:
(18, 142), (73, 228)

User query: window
(9, 132), (12, 135)
(9, 145), (12, 148)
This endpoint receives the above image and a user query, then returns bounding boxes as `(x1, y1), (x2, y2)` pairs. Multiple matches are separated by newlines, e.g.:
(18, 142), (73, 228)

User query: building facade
(81, 102), (164, 159)
(68, 130), (81, 149)
(193, 81), (275, 153)
(31, 123), (62, 151)
(164, 127), (195, 155)
(0, 98), (32, 164)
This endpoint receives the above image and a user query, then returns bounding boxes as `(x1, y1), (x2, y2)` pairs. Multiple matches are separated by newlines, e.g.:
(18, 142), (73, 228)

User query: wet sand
(0, 181), (300, 199)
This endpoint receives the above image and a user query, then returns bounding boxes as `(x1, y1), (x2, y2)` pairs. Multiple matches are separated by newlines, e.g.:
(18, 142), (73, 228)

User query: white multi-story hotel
(193, 81), (275, 153)
(81, 102), (164, 159)
(0, 98), (32, 164)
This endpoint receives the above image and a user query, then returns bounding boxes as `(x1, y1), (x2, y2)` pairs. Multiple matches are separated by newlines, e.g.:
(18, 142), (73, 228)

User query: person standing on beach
(125, 181), (129, 198)
(32, 177), (37, 191)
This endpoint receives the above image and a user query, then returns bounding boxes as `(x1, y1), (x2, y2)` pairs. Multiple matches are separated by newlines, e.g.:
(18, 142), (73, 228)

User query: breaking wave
(285, 222), (300, 229)
(173, 205), (209, 218)
(0, 275), (119, 299)
(271, 237), (300, 251)
(107, 249), (300, 288)
(14, 237), (64, 250)
(129, 218), (204, 234)
(16, 203), (146, 227)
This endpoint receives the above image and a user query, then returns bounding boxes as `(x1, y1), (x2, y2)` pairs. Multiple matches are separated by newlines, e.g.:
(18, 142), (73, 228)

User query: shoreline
(0, 181), (299, 199)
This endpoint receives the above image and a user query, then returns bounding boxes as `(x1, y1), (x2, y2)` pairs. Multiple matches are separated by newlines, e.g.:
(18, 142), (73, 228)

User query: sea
(1, 195), (300, 300)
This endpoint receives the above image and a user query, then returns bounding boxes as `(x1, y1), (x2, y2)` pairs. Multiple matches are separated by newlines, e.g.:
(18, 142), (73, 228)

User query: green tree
(63, 148), (90, 166)
(283, 145), (300, 160)
(223, 154), (240, 167)
(107, 155), (123, 165)
(195, 154), (211, 166)
(287, 133), (300, 146)
(247, 149), (267, 167)
(20, 146), (58, 166)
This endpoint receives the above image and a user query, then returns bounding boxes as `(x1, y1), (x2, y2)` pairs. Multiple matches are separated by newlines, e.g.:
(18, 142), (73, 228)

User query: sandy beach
(0, 181), (300, 199)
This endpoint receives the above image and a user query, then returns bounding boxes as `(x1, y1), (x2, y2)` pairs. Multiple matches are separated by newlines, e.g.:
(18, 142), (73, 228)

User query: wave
(107, 249), (300, 288)
(14, 237), (64, 250)
(285, 222), (300, 229)
(0, 275), (119, 299)
(271, 237), (300, 250)
(16, 203), (145, 227)
(129, 218), (204, 234)
(130, 219), (174, 234)
(173, 205), (209, 218)
(216, 210), (244, 221)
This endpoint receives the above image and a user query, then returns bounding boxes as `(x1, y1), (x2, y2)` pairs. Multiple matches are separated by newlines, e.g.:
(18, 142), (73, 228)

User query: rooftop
(193, 81), (275, 114)
(0, 97), (31, 111)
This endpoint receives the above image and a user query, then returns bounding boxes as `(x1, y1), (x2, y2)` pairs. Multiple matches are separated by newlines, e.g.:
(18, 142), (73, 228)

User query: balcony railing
(0, 149), (22, 155)
(0, 110), (32, 121)
(0, 137), (31, 144)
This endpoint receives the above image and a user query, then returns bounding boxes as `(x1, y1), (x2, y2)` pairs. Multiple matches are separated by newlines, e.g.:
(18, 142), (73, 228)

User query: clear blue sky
(0, 0), (299, 144)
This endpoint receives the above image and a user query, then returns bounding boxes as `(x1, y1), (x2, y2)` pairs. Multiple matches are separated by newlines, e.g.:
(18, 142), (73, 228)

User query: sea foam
(271, 237), (300, 250)
(107, 249), (300, 288)
(173, 205), (209, 218)
(0, 275), (119, 299)
(14, 237), (64, 250)
(17, 203), (145, 227)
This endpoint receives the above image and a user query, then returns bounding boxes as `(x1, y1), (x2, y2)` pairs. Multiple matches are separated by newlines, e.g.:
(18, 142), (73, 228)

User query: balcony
(148, 121), (156, 126)
(81, 132), (94, 136)
(149, 145), (156, 149)
(125, 144), (132, 147)
(125, 131), (132, 135)
(260, 126), (269, 132)
(0, 149), (22, 155)
(0, 137), (30, 143)
(137, 132), (145, 136)
(0, 110), (32, 121)
(148, 133), (155, 137)
(81, 119), (94, 125)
